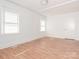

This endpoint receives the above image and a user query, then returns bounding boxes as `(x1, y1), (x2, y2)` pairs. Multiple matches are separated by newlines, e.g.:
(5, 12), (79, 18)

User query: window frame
(1, 7), (20, 34)
(40, 19), (46, 32)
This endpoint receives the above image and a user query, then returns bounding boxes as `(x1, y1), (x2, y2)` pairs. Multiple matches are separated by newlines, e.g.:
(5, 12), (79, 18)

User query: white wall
(0, 0), (46, 48)
(47, 12), (79, 40)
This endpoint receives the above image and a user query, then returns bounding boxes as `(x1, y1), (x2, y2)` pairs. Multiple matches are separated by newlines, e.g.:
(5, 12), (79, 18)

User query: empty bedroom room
(0, 0), (79, 59)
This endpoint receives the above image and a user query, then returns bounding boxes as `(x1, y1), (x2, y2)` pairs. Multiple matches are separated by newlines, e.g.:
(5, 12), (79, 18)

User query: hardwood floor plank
(0, 37), (79, 59)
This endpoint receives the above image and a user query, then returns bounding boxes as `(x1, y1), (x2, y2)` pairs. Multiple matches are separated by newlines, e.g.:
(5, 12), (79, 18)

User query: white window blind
(40, 20), (46, 32)
(2, 11), (19, 34)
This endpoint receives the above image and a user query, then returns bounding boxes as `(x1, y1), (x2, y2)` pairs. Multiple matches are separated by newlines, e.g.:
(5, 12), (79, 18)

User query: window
(1, 11), (19, 34)
(40, 20), (46, 31)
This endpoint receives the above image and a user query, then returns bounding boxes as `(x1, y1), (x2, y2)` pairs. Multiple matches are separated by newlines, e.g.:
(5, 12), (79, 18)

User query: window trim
(40, 20), (46, 32)
(1, 9), (20, 34)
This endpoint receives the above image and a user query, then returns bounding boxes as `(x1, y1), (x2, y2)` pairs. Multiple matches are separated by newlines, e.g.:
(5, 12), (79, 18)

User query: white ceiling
(43, 0), (79, 15)
(6, 0), (79, 15)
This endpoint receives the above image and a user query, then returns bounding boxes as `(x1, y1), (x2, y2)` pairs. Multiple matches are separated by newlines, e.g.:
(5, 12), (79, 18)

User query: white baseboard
(46, 34), (79, 40)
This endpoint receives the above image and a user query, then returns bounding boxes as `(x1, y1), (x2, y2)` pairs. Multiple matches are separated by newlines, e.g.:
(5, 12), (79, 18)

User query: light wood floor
(0, 37), (79, 59)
